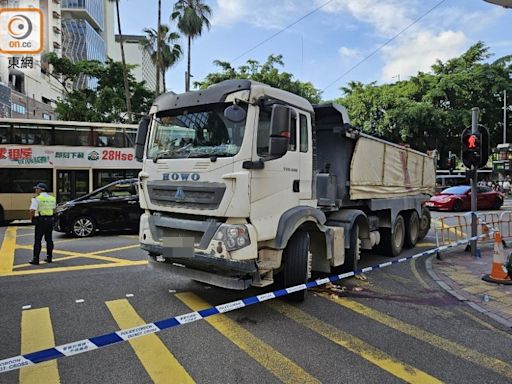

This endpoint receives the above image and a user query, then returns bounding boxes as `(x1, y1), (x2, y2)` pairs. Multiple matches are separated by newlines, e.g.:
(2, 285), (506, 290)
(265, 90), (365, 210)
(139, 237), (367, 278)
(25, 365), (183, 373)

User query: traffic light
(461, 128), (481, 168)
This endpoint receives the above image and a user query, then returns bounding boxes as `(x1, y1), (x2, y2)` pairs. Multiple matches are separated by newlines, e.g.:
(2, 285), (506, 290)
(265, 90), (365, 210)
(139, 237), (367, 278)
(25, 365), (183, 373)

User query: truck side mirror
(135, 116), (151, 162)
(268, 105), (291, 158)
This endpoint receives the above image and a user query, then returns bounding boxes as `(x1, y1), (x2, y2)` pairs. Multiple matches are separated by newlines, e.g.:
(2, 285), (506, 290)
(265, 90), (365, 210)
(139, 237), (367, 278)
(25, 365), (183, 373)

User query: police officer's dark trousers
(33, 216), (54, 261)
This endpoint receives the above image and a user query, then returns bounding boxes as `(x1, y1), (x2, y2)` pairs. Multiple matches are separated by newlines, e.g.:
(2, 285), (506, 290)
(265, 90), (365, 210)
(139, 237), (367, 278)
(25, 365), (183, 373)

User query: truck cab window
(300, 114), (308, 152)
(257, 107), (296, 156)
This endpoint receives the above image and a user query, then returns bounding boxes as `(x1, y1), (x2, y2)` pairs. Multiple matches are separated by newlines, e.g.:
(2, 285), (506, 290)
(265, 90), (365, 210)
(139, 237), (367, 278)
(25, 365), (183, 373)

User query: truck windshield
(148, 103), (247, 159)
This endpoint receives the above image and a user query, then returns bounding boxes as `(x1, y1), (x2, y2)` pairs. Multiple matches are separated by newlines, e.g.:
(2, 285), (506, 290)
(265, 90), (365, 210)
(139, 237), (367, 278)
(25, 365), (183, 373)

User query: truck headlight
(214, 224), (250, 251)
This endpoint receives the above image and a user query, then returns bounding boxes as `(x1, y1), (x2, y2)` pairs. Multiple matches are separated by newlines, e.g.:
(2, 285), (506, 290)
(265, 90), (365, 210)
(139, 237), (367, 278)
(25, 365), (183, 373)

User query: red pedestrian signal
(467, 135), (477, 149)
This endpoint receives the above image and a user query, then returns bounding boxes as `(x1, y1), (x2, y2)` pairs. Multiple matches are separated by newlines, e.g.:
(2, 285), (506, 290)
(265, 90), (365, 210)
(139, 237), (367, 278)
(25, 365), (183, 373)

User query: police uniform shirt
(30, 192), (56, 216)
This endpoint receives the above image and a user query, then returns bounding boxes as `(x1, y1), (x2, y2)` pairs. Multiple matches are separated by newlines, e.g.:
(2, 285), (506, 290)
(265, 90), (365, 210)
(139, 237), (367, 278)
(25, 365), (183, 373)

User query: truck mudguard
(326, 209), (369, 248)
(274, 206), (327, 250)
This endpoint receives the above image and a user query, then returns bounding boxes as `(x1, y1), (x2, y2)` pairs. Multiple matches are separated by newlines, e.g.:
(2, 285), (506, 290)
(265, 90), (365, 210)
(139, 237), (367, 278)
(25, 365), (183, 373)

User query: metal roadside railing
(434, 211), (512, 248)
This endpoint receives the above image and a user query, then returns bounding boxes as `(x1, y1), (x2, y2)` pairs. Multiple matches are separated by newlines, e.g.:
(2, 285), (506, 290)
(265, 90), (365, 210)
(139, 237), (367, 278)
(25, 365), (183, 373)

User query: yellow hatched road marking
(13, 256), (81, 269)
(416, 242), (436, 247)
(0, 227), (17, 274)
(20, 308), (60, 384)
(324, 295), (512, 380)
(92, 244), (140, 255)
(15, 245), (138, 264)
(106, 299), (194, 384)
(269, 301), (441, 384)
(176, 292), (320, 384)
(2, 260), (147, 276)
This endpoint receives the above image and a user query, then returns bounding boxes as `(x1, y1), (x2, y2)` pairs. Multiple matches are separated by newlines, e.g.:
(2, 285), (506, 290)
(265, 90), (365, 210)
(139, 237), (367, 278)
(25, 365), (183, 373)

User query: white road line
(75, 299), (85, 304)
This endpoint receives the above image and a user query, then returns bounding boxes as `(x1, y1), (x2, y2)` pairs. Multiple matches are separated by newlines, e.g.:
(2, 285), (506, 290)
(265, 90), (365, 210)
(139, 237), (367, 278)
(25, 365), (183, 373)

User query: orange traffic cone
(482, 231), (512, 285)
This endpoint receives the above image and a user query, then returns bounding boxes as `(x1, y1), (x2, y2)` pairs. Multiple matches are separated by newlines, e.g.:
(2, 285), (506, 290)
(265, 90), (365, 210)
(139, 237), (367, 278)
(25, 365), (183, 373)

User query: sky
(119, 0), (512, 101)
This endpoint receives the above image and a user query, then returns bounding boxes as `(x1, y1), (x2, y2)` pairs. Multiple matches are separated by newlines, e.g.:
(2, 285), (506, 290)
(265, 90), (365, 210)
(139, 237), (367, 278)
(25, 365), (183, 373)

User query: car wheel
(492, 198), (503, 210)
(452, 200), (463, 212)
(404, 211), (420, 249)
(71, 216), (96, 237)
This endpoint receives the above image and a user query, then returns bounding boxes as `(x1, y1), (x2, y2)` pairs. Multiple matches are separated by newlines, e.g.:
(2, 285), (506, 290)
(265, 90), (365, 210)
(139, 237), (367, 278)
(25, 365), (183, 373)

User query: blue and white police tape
(0, 233), (486, 374)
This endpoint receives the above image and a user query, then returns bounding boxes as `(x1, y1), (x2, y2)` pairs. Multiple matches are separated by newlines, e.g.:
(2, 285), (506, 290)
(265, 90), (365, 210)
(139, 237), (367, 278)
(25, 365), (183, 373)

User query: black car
(55, 178), (142, 237)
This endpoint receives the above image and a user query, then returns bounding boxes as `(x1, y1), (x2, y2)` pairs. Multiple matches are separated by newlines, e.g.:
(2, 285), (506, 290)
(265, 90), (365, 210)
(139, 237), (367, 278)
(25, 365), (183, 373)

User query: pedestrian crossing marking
(106, 299), (195, 384)
(20, 308), (60, 384)
(176, 292), (321, 384)
(269, 300), (442, 384)
(323, 294), (512, 381)
(0, 227), (17, 275)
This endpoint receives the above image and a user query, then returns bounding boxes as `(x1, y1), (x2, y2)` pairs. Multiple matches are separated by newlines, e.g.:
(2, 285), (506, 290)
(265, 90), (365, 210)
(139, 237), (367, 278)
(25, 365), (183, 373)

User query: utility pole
(504, 89), (507, 144)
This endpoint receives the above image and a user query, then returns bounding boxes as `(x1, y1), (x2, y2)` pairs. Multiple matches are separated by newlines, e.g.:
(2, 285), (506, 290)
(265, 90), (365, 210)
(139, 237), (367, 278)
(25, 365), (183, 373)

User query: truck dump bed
(350, 134), (436, 200)
(313, 104), (435, 204)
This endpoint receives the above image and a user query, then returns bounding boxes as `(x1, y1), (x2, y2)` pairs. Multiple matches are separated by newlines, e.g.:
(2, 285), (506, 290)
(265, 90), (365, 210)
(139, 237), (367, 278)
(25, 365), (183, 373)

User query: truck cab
(135, 80), (434, 299)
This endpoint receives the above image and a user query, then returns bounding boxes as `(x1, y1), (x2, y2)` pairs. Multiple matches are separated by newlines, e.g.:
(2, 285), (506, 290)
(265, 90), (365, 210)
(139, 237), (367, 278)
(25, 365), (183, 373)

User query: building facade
(0, 0), (155, 120)
(109, 34), (162, 92)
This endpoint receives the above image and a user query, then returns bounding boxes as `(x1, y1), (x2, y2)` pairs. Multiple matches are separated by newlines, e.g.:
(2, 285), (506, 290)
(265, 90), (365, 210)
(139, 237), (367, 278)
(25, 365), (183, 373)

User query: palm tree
(142, 25), (182, 93)
(171, 0), (212, 92)
(109, 0), (132, 121)
(156, 0), (161, 96)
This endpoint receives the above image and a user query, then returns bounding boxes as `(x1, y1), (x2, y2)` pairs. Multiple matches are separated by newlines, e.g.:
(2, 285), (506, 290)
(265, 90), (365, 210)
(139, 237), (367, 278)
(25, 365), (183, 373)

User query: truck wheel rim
(73, 218), (93, 237)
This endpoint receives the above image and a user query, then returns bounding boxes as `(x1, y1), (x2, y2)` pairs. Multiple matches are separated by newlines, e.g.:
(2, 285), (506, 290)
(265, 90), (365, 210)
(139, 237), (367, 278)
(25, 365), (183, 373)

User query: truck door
(250, 105), (301, 232)
(298, 112), (313, 200)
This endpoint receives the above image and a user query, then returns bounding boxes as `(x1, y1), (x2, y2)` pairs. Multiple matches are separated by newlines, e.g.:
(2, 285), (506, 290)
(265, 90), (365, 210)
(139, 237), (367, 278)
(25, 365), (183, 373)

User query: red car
(426, 185), (504, 211)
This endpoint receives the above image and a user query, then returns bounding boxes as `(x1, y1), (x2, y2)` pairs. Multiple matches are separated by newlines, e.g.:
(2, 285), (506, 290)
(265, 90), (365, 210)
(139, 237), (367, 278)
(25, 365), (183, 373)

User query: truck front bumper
(147, 251), (255, 290)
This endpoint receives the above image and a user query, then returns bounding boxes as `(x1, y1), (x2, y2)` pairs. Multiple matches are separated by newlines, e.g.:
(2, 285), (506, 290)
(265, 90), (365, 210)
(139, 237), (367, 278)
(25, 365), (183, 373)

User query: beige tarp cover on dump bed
(350, 135), (436, 200)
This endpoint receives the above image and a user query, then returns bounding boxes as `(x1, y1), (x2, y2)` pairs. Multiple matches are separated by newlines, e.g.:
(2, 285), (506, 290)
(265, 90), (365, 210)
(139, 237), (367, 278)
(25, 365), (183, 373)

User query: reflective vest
(36, 194), (56, 216)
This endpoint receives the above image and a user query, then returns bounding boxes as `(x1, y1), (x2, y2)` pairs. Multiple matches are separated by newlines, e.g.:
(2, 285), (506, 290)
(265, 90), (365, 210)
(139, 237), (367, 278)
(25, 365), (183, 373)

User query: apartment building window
(42, 113), (52, 120)
(11, 102), (26, 115)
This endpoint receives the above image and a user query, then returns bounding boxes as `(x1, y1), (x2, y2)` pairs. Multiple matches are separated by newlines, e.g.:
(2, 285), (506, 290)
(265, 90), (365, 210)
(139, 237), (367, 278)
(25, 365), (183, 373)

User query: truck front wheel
(281, 230), (310, 302)
(381, 215), (405, 257)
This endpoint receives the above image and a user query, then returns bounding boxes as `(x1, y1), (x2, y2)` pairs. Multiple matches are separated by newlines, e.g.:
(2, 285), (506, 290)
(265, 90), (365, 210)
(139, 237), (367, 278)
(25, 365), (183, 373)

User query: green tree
(108, 0), (132, 120)
(196, 54), (322, 104)
(44, 54), (153, 123)
(337, 43), (512, 165)
(142, 25), (182, 93)
(171, 0), (212, 92)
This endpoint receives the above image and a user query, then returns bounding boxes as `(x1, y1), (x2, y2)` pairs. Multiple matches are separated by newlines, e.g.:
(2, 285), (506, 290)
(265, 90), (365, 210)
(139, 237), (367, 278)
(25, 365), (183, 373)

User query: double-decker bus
(0, 118), (141, 223)
(492, 143), (512, 177)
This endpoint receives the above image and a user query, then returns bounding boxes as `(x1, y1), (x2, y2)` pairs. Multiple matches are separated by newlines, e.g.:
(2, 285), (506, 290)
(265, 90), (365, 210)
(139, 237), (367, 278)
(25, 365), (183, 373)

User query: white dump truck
(135, 80), (435, 299)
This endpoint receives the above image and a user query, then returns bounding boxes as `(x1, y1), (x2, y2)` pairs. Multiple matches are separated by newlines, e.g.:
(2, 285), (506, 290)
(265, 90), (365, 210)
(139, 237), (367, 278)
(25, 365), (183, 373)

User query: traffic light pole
(470, 107), (479, 257)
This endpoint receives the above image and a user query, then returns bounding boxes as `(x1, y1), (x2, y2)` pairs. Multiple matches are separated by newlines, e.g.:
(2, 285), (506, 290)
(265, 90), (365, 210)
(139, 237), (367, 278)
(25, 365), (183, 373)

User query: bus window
(13, 125), (52, 145)
(93, 169), (140, 189)
(0, 124), (10, 144)
(0, 169), (53, 193)
(54, 126), (91, 146)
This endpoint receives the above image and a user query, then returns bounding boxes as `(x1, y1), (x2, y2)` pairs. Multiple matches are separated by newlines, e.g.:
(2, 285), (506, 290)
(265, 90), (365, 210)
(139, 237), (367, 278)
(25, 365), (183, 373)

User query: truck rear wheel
(418, 207), (431, 241)
(281, 230), (310, 302)
(404, 211), (420, 249)
(381, 215), (405, 257)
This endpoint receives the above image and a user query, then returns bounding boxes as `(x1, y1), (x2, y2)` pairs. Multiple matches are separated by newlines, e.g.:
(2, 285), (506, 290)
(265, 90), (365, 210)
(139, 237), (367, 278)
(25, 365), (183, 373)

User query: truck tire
(281, 230), (310, 302)
(404, 211), (420, 249)
(332, 222), (359, 274)
(380, 215), (405, 257)
(418, 207), (431, 242)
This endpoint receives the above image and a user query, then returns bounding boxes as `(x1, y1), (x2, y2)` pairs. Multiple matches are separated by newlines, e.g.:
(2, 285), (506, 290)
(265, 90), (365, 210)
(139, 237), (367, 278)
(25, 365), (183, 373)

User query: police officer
(29, 183), (56, 265)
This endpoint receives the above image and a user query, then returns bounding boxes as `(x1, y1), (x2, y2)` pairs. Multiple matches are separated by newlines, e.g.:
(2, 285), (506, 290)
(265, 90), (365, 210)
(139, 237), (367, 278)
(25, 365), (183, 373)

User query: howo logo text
(163, 173), (200, 181)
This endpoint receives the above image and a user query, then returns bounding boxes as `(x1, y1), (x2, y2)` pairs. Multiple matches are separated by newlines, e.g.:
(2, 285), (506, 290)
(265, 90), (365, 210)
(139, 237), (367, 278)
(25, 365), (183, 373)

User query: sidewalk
(427, 244), (512, 328)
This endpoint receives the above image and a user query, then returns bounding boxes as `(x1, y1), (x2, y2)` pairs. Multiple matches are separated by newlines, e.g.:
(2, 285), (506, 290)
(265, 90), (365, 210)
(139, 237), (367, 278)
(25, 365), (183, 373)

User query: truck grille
(147, 181), (226, 210)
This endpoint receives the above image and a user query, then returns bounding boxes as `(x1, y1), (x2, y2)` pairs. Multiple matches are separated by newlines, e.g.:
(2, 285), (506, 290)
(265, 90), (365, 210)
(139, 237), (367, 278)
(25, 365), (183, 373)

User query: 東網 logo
(0, 8), (43, 54)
